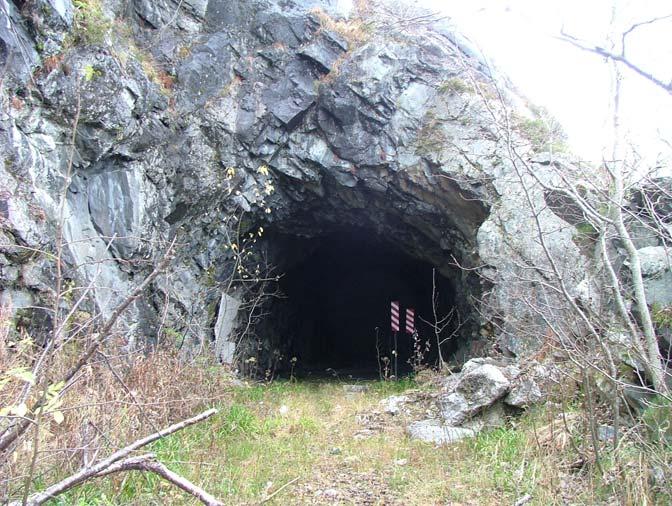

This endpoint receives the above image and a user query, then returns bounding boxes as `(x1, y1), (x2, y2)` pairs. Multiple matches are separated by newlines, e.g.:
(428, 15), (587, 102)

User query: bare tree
(559, 13), (672, 97)
(435, 45), (672, 486)
(419, 268), (464, 370)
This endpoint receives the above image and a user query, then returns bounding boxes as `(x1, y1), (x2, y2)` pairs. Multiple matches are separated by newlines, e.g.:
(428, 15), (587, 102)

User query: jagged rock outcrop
(1, 0), (593, 365)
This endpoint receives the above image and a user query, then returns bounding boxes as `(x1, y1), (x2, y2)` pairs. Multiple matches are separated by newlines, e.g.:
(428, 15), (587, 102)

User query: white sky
(418, 0), (672, 164)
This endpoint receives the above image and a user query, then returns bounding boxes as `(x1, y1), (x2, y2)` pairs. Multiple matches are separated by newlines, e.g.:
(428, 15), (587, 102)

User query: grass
(3, 334), (670, 505)
(37, 376), (668, 505)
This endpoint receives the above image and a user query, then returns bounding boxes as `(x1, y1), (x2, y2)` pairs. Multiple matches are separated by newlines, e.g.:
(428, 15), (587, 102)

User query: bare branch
(10, 408), (218, 505)
(95, 454), (223, 506)
(0, 237), (177, 454)
(558, 31), (672, 96)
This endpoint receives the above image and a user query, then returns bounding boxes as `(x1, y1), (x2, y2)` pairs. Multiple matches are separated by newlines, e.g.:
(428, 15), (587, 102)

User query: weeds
(438, 77), (472, 95)
(311, 8), (372, 48)
(4, 355), (670, 505)
(69, 0), (113, 46)
(0, 332), (235, 502)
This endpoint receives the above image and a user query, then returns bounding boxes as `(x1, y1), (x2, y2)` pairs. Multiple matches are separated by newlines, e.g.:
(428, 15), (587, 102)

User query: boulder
(505, 377), (543, 408)
(439, 362), (510, 425)
(462, 401), (506, 431)
(505, 362), (562, 408)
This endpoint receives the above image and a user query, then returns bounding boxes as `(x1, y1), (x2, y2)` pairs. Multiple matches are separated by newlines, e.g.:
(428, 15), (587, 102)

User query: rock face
(1, 0), (589, 365)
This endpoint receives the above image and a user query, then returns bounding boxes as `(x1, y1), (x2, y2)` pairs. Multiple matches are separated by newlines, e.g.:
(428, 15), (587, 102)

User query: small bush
(514, 106), (567, 153)
(70, 0), (112, 46)
(438, 77), (471, 95)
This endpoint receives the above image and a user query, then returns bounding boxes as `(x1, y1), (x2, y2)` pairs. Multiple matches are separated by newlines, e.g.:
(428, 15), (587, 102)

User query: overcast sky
(418, 0), (672, 165)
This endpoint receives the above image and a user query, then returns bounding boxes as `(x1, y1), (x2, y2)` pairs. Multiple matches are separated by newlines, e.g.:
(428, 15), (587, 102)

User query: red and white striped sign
(391, 301), (400, 332)
(406, 308), (415, 334)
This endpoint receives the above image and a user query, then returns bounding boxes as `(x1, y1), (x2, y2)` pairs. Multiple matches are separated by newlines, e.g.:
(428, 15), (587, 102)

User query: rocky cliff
(0, 0), (607, 369)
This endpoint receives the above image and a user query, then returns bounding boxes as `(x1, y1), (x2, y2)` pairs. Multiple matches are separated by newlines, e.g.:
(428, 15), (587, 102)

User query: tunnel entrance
(258, 228), (458, 378)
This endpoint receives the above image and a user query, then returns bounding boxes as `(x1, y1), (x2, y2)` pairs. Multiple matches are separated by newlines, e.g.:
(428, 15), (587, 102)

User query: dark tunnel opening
(260, 229), (458, 379)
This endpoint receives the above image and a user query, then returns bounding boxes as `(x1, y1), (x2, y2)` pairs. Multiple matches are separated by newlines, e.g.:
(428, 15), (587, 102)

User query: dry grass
(310, 8), (372, 48)
(2, 319), (670, 505)
(0, 326), (236, 502)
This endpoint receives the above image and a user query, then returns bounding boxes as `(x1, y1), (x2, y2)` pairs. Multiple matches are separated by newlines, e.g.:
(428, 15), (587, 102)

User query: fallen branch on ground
(8, 408), (219, 506)
(94, 453), (223, 506)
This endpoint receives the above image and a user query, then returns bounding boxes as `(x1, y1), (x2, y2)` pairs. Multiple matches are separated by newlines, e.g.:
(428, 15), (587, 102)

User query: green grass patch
(32, 378), (671, 505)
(369, 376), (418, 395)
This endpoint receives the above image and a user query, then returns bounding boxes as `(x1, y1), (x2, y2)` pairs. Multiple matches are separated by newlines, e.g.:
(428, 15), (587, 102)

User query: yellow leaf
(52, 411), (64, 425)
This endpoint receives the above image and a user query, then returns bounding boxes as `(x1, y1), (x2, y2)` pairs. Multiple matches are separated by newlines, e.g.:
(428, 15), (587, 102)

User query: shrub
(513, 106), (567, 153)
(70, 0), (112, 46)
(438, 77), (471, 95)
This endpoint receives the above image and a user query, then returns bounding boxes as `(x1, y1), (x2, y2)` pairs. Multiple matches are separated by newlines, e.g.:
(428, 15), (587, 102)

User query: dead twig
(8, 408), (219, 506)
(260, 476), (300, 504)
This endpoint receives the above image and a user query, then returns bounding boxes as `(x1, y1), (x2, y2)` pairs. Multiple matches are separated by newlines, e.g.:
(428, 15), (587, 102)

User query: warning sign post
(390, 301), (400, 378)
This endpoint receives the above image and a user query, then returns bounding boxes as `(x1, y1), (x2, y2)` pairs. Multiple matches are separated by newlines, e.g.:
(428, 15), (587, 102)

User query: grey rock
(650, 465), (668, 489)
(0, 0), (40, 85)
(176, 32), (234, 111)
(627, 220), (662, 249)
(461, 358), (520, 379)
(0, 289), (34, 312)
(623, 383), (656, 413)
(505, 362), (558, 408)
(253, 10), (317, 48)
(134, 0), (208, 29)
(637, 246), (671, 276)
(342, 384), (370, 393)
(463, 401), (506, 431)
(40, 0), (74, 26)
(299, 31), (348, 72)
(263, 58), (320, 127)
(40, 49), (163, 162)
(597, 425), (616, 442)
(635, 246), (672, 306)
(605, 331), (648, 372)
(0, 254), (19, 283)
(87, 165), (144, 259)
(505, 378), (543, 408)
(407, 419), (476, 445)
(440, 363), (510, 425)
